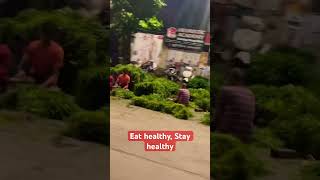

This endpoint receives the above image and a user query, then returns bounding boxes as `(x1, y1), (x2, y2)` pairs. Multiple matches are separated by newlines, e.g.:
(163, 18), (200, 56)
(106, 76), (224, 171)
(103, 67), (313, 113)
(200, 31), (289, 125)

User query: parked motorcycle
(165, 67), (179, 82)
(165, 65), (194, 83)
(141, 60), (157, 73)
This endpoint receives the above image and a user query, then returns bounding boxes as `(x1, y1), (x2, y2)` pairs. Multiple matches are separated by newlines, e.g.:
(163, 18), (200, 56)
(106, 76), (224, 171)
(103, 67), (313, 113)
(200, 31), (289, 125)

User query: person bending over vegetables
(12, 22), (64, 89)
(116, 70), (131, 90)
(212, 68), (255, 143)
(176, 83), (190, 106)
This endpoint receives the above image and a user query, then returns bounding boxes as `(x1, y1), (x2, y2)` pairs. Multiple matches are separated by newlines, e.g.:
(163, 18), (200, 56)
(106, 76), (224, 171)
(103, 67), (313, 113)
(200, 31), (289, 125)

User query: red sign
(167, 27), (177, 38)
(204, 33), (211, 45)
(128, 130), (194, 152)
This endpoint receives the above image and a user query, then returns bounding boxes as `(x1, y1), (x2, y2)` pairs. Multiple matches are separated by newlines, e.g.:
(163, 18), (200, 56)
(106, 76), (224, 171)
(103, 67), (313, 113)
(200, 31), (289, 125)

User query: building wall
(212, 0), (320, 50)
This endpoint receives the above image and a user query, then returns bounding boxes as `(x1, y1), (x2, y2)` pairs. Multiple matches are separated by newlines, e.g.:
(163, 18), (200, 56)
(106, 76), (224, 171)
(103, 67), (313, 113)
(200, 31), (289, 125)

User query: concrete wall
(212, 0), (320, 50)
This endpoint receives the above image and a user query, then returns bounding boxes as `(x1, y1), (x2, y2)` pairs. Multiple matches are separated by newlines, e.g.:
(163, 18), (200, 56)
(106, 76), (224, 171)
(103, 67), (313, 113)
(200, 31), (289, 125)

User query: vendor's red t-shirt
(117, 74), (130, 87)
(25, 40), (64, 80)
(0, 44), (12, 80)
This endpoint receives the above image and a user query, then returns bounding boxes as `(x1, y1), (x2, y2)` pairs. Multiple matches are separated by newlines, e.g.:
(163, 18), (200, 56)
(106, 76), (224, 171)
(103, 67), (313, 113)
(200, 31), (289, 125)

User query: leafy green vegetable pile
(0, 9), (109, 106)
(75, 66), (109, 110)
(251, 85), (320, 126)
(246, 49), (320, 160)
(64, 110), (109, 145)
(211, 48), (320, 178)
(190, 88), (210, 112)
(111, 88), (135, 99)
(250, 85), (320, 158)
(252, 128), (284, 150)
(188, 76), (210, 89)
(111, 64), (211, 119)
(211, 133), (266, 180)
(212, 49), (320, 160)
(248, 49), (316, 86)
(0, 85), (81, 120)
(0, 9), (109, 144)
(134, 78), (179, 98)
(111, 64), (153, 86)
(201, 113), (210, 125)
(131, 95), (193, 120)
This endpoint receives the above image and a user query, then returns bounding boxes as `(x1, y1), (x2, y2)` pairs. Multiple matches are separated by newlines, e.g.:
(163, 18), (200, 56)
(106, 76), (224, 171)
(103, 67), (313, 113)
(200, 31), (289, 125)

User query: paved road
(110, 98), (210, 180)
(0, 111), (108, 180)
(0, 98), (210, 180)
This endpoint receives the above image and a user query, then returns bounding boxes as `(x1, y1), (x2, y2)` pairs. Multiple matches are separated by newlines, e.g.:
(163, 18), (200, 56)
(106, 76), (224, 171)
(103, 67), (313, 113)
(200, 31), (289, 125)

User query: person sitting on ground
(212, 68), (255, 143)
(0, 41), (13, 93)
(12, 22), (64, 89)
(176, 83), (190, 106)
(116, 70), (130, 90)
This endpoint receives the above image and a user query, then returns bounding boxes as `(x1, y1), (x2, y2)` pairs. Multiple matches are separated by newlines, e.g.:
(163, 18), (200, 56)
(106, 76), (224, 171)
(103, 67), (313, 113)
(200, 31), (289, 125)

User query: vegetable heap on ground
(0, 9), (109, 145)
(211, 47), (320, 179)
(111, 64), (211, 120)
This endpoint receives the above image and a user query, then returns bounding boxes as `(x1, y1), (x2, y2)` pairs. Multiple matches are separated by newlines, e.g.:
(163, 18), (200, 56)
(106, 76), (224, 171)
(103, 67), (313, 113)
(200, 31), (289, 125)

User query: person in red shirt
(0, 43), (13, 92)
(109, 74), (114, 91)
(116, 70), (131, 90)
(13, 22), (64, 88)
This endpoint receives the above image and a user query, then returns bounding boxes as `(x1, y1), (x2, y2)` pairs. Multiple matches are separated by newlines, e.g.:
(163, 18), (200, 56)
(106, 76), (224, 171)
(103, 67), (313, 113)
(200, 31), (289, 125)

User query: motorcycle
(141, 60), (157, 73)
(165, 64), (194, 83)
(165, 66), (179, 82)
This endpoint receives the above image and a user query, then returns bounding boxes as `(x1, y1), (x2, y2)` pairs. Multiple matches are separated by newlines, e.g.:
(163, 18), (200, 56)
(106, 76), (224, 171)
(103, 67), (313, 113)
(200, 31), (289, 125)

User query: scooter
(181, 66), (194, 83)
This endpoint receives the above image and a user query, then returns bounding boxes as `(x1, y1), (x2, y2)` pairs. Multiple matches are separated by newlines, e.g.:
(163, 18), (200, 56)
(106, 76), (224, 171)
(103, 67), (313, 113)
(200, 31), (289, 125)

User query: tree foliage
(139, 16), (164, 31)
(111, 0), (166, 33)
(111, 0), (166, 61)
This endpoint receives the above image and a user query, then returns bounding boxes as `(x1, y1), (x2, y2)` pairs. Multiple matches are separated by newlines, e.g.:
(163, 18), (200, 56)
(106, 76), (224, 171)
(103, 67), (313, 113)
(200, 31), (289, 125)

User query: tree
(111, 0), (166, 64)
(139, 16), (164, 31)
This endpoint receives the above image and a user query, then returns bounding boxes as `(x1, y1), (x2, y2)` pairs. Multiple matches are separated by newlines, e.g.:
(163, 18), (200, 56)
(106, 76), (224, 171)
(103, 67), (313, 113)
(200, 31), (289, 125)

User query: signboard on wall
(164, 27), (208, 52)
(130, 32), (164, 65)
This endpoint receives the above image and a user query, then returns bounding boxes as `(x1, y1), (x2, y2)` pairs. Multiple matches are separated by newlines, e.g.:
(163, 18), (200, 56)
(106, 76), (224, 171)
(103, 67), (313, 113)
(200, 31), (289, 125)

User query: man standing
(213, 68), (255, 143)
(13, 22), (64, 89)
(0, 42), (12, 92)
(176, 83), (190, 106)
